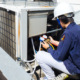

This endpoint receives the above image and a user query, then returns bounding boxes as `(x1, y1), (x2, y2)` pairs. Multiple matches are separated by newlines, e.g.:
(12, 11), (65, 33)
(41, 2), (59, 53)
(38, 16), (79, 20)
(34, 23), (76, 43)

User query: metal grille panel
(0, 8), (16, 60)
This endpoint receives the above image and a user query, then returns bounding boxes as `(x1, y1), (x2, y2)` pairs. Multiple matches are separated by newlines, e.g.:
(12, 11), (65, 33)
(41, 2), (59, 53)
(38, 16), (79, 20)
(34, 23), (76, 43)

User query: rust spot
(28, 9), (30, 11)
(18, 19), (20, 45)
(40, 6), (53, 7)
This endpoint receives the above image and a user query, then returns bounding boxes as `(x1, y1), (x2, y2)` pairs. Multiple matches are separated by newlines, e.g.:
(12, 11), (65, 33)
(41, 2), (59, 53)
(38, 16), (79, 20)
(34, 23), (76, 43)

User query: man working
(36, 2), (80, 80)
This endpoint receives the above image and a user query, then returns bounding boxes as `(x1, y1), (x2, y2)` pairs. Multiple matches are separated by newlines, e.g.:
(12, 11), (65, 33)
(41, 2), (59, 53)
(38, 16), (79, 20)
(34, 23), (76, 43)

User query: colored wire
(49, 43), (55, 50)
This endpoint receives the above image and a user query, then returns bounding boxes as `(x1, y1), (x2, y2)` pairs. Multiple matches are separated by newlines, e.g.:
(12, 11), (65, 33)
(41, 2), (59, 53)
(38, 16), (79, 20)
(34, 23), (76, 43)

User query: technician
(36, 2), (80, 80)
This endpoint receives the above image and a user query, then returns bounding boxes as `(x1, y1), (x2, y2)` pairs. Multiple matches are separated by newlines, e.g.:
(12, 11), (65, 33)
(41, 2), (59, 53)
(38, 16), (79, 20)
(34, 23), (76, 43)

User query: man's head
(58, 15), (74, 28)
(54, 2), (74, 28)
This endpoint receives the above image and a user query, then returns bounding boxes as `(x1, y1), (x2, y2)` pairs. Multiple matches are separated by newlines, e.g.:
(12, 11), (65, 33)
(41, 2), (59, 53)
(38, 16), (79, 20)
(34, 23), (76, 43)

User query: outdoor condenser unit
(0, 4), (62, 61)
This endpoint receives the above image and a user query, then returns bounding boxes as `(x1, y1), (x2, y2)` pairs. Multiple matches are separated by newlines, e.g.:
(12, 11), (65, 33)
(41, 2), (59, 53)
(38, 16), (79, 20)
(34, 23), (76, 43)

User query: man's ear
(60, 20), (65, 27)
(60, 20), (62, 24)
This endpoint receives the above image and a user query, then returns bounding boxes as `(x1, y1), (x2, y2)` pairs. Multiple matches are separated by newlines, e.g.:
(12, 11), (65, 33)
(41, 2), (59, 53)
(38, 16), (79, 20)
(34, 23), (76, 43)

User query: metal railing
(0, 0), (57, 7)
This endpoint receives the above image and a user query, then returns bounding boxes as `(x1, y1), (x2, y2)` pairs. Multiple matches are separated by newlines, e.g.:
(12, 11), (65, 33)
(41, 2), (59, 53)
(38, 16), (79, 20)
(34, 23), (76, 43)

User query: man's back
(64, 22), (80, 74)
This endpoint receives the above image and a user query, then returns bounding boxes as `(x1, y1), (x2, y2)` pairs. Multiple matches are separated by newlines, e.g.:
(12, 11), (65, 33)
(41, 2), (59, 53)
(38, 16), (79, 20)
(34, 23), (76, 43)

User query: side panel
(15, 12), (19, 58)
(20, 9), (28, 61)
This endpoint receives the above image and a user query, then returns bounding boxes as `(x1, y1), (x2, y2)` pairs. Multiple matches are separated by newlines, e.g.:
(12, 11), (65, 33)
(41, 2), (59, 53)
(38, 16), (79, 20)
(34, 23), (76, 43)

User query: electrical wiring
(49, 43), (55, 50)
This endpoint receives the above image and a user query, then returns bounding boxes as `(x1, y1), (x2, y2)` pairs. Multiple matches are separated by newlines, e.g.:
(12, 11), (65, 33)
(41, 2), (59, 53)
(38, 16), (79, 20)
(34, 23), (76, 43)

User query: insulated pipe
(24, 38), (37, 75)
(31, 38), (36, 54)
(39, 41), (41, 51)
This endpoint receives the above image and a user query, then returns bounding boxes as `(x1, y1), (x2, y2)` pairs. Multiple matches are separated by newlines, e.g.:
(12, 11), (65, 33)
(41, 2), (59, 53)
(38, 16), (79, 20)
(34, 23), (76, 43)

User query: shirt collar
(66, 22), (76, 30)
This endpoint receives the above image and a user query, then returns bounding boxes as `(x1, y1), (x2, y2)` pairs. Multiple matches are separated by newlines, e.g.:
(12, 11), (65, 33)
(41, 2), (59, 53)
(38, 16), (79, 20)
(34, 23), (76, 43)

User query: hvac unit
(0, 4), (62, 63)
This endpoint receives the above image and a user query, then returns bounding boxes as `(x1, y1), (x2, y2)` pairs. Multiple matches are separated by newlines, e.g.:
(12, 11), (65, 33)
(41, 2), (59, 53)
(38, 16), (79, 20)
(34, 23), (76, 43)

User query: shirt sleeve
(48, 33), (71, 61)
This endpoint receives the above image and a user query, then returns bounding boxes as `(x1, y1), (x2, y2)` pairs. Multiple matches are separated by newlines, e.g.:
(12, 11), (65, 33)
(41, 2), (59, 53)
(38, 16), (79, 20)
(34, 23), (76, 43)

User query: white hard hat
(54, 2), (74, 18)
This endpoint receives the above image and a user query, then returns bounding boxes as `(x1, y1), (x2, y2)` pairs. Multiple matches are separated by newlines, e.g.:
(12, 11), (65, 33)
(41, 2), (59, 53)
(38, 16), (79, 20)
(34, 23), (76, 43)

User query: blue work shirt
(48, 22), (80, 74)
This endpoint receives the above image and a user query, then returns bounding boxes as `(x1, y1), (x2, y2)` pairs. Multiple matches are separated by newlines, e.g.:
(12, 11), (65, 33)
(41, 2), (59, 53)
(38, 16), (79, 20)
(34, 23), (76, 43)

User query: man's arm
(49, 36), (59, 46)
(48, 34), (71, 61)
(51, 40), (59, 46)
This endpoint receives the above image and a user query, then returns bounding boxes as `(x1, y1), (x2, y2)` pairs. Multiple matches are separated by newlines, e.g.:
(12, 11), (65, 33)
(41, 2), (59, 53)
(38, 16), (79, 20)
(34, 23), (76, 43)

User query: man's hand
(41, 41), (49, 49)
(49, 36), (54, 43)
(49, 36), (59, 46)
